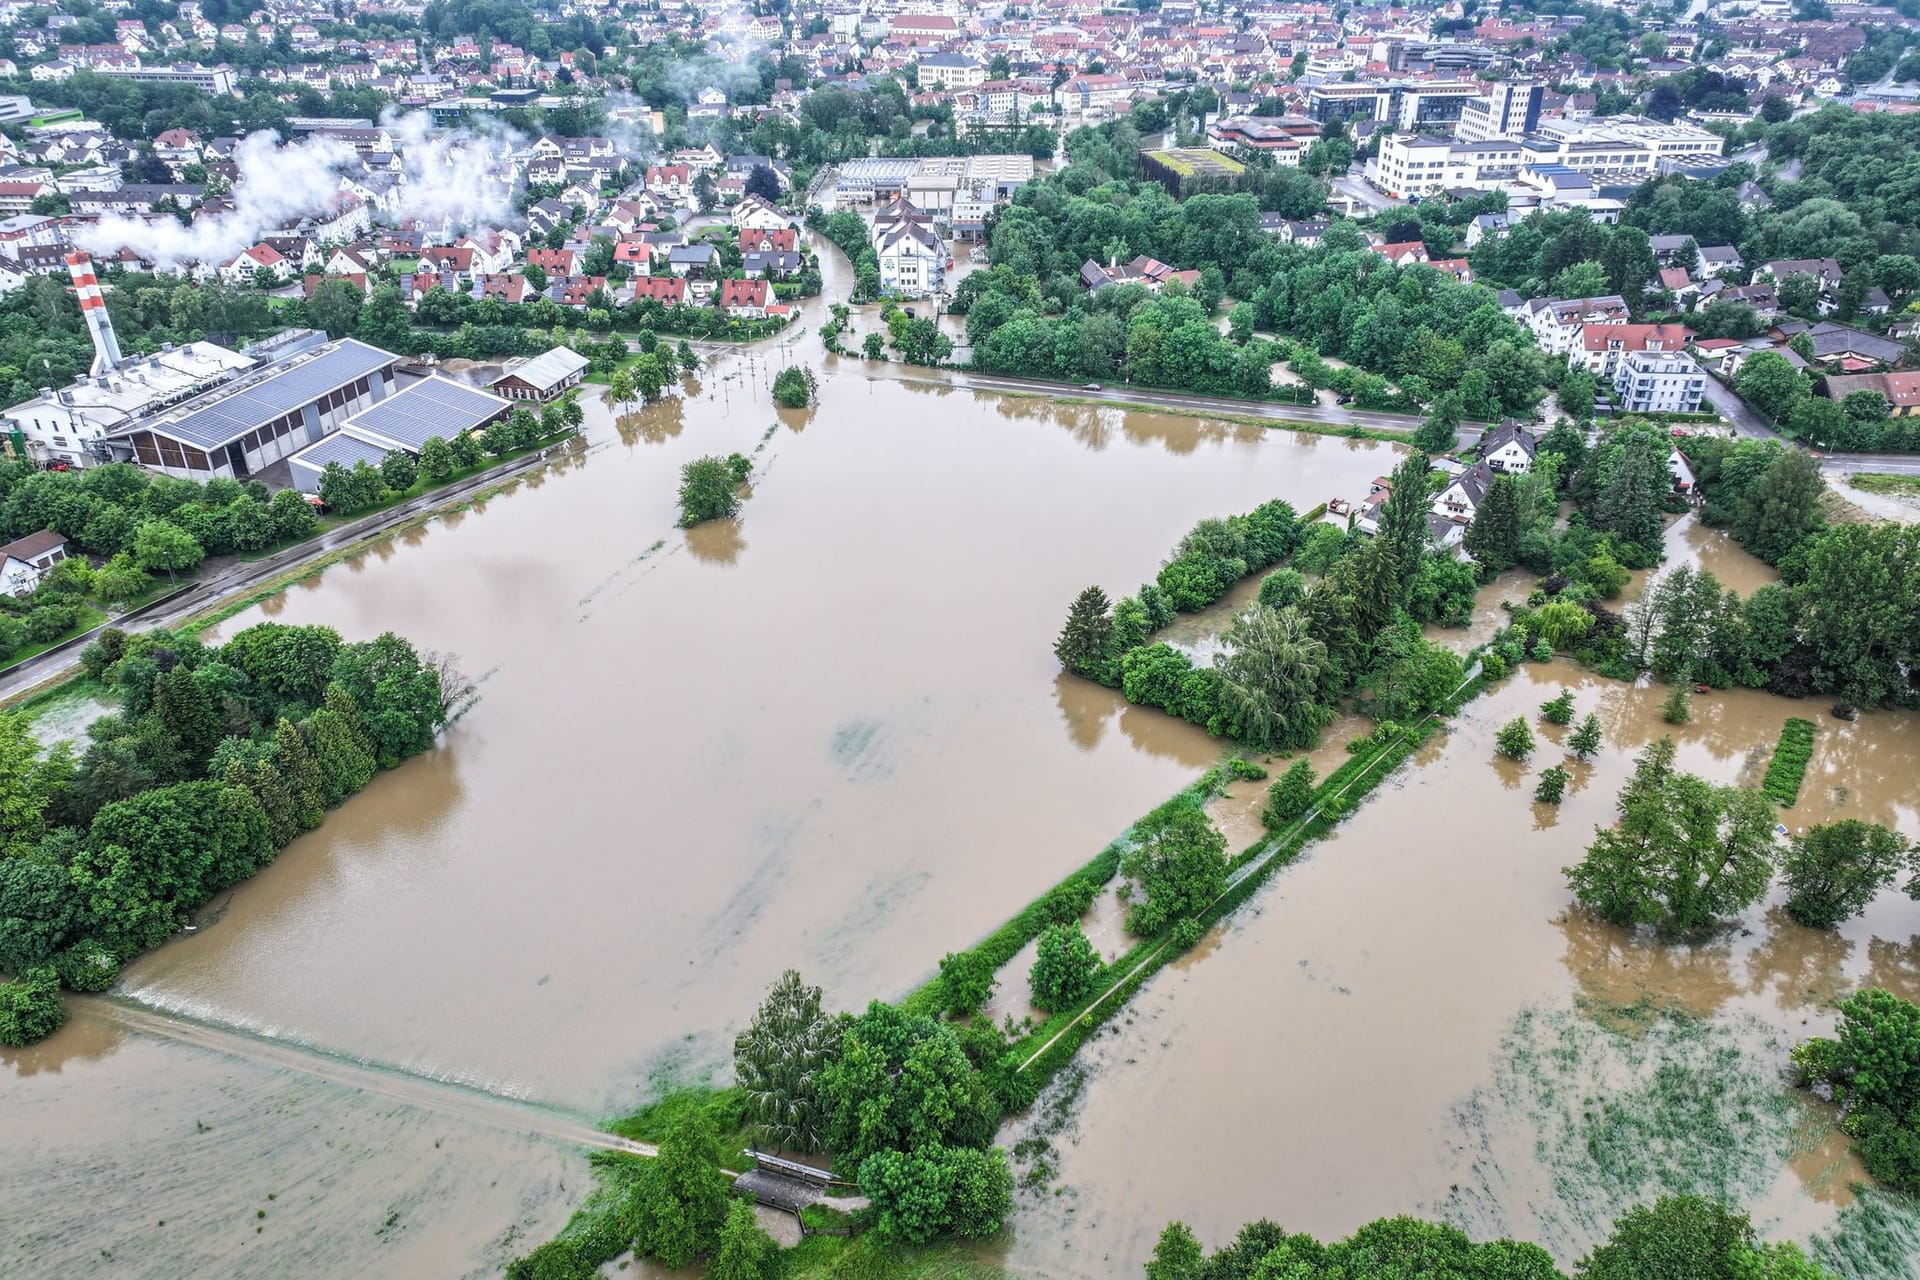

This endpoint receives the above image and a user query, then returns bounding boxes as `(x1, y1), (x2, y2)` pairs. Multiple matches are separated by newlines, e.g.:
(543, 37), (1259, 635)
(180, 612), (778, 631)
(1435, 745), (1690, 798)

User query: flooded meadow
(6, 288), (1919, 1278)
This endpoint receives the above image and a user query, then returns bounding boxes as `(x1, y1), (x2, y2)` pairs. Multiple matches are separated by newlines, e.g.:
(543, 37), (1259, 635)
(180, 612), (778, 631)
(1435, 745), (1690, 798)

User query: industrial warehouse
(0, 254), (507, 484)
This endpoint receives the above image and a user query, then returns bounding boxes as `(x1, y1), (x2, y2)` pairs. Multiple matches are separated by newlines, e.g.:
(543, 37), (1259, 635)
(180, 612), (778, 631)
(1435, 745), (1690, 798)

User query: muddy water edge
(999, 641), (1920, 1279)
(1, 364), (1406, 1277)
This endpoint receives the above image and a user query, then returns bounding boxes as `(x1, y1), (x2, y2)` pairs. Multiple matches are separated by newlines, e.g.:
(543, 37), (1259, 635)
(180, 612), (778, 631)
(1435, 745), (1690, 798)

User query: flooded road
(1000, 659), (1920, 1278)
(4, 364), (1402, 1276)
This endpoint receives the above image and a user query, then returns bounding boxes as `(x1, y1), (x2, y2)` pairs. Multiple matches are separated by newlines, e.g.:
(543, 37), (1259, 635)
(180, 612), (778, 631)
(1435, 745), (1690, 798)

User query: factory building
(288, 374), (509, 492)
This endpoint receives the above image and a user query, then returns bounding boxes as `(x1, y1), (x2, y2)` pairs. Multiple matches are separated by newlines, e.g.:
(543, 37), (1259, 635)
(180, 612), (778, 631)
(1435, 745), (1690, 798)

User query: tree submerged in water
(771, 365), (818, 409)
(678, 454), (753, 526)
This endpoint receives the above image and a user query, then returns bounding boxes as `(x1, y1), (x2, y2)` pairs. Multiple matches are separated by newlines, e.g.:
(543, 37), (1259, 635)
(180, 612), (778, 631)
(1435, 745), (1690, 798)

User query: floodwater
(1000, 659), (1920, 1278)
(3, 364), (1404, 1276)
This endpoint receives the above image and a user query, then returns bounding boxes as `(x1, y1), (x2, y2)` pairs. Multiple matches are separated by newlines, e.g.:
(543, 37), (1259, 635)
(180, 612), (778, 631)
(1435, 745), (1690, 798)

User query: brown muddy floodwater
(1000, 656), (1920, 1279)
(1, 364), (1404, 1277)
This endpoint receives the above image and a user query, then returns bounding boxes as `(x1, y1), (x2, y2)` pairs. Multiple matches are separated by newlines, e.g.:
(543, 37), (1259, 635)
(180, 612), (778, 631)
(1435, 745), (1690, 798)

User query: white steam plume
(79, 129), (357, 271)
(379, 109), (524, 233)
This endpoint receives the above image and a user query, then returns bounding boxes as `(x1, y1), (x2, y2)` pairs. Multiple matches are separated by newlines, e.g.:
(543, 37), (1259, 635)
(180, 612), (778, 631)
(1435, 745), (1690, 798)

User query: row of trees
(1148, 1193), (1838, 1280)
(0, 621), (466, 1045)
(0, 458), (321, 574)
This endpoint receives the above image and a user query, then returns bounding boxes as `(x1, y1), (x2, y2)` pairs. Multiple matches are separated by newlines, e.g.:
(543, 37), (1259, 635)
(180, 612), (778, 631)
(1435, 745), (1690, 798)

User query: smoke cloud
(77, 111), (527, 271)
(79, 129), (357, 271)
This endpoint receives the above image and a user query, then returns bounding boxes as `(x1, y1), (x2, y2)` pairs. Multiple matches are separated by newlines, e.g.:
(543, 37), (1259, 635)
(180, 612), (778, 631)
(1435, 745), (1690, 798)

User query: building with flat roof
(2, 340), (254, 469)
(288, 373), (508, 491)
(96, 63), (237, 95)
(1612, 348), (1707, 414)
(109, 338), (401, 479)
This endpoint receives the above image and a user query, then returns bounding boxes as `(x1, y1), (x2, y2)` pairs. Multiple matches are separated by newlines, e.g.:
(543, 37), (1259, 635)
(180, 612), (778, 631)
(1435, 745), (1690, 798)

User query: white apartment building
(1455, 82), (1543, 143)
(1613, 348), (1707, 414)
(1374, 115), (1721, 198)
(1522, 295), (1631, 356)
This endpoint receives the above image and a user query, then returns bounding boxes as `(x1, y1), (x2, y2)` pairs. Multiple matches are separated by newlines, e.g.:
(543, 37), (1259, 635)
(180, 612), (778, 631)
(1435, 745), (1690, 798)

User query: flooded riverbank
(4, 364), (1403, 1276)
(998, 658), (1920, 1278)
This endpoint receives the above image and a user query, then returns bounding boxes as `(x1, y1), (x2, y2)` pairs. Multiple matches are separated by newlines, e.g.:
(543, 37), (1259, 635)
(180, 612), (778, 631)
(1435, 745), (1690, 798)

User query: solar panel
(287, 431), (388, 477)
(140, 340), (399, 450)
(344, 375), (507, 451)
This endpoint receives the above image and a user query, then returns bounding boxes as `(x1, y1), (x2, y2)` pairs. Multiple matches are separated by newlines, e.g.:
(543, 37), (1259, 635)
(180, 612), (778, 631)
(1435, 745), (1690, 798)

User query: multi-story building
(1455, 82), (1543, 143)
(1612, 348), (1707, 413)
(1575, 323), (1693, 379)
(872, 197), (949, 298)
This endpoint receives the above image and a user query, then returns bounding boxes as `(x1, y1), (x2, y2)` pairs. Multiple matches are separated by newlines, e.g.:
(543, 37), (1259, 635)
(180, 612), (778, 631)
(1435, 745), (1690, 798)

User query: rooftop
(114, 338), (397, 450)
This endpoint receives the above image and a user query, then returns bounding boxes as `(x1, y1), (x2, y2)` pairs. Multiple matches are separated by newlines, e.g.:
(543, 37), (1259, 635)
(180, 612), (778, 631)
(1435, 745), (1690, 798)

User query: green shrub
(1262, 760), (1316, 830)
(1495, 717), (1535, 761)
(1534, 765), (1570, 804)
(1038, 877), (1099, 925)
(1540, 690), (1575, 725)
(1661, 685), (1692, 725)
(1223, 756), (1267, 781)
(1029, 923), (1101, 1010)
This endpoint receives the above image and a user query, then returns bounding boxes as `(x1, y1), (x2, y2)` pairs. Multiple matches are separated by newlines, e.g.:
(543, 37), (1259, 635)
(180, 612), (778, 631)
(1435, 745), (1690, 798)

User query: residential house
(872, 197), (950, 298)
(1574, 322), (1693, 378)
(1432, 460), (1496, 524)
(0, 529), (67, 596)
(743, 249), (804, 279)
(740, 226), (798, 254)
(625, 276), (687, 307)
(1079, 253), (1200, 294)
(1612, 347), (1707, 413)
(1479, 420), (1538, 474)
(1818, 370), (1920, 416)
(719, 277), (770, 318)
(731, 194), (794, 231)
(222, 242), (287, 285)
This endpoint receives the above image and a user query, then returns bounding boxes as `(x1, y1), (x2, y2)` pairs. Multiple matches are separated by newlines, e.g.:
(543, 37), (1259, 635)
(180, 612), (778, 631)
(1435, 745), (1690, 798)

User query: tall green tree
(1464, 474), (1523, 571)
(1214, 604), (1334, 751)
(1590, 429), (1668, 554)
(1732, 450), (1823, 564)
(1378, 451), (1433, 599)
(708, 1199), (779, 1280)
(1121, 802), (1228, 937)
(1054, 585), (1115, 681)
(733, 969), (839, 1154)
(1781, 820), (1913, 930)
(630, 1109), (731, 1267)
(1563, 738), (1778, 934)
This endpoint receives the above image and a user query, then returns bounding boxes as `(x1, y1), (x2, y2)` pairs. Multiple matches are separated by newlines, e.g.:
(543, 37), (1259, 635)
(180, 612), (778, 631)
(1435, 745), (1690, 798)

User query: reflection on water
(9, 366), (1405, 1278)
(1002, 662), (1920, 1277)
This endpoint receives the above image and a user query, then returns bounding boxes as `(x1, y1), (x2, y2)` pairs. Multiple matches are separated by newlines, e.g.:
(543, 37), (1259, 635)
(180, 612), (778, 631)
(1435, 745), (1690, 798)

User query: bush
(1540, 690), (1575, 725)
(678, 453), (753, 525)
(1495, 717), (1535, 761)
(1223, 756), (1267, 781)
(0, 967), (65, 1047)
(937, 949), (997, 1016)
(1029, 923), (1101, 1010)
(1534, 765), (1570, 804)
(1661, 685), (1691, 725)
(1262, 760), (1316, 830)
(772, 365), (818, 408)
(24, 604), (81, 644)
(1039, 877), (1098, 925)
(1529, 637), (1553, 662)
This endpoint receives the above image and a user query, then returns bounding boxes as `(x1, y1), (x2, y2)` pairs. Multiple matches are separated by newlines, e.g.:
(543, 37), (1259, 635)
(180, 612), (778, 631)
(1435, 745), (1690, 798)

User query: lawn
(1847, 472), (1920, 498)
(0, 605), (106, 675)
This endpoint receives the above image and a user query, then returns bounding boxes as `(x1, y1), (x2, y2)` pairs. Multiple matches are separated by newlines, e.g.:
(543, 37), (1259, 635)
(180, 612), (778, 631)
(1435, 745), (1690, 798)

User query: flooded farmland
(2, 365), (1405, 1277)
(998, 658), (1920, 1279)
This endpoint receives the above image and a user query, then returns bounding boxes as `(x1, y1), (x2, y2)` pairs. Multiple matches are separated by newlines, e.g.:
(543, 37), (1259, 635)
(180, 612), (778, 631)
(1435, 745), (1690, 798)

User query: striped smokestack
(66, 251), (123, 376)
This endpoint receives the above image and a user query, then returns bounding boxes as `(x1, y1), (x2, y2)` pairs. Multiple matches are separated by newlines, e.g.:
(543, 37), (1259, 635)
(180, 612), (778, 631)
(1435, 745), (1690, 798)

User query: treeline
(1460, 419), (1918, 707)
(1795, 988), (1920, 1196)
(1055, 465), (1480, 753)
(367, 283), (788, 363)
(0, 622), (466, 1046)
(1, 457), (319, 580)
(1733, 350), (1920, 454)
(1151, 1193), (1837, 1280)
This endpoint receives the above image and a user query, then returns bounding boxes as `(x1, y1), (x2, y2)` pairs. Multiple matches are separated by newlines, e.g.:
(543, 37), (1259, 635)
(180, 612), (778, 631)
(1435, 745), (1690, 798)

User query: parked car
(1083, 383), (1103, 391)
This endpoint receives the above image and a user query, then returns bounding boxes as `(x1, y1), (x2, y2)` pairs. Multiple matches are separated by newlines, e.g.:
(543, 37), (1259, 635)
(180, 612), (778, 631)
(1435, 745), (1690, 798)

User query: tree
(1733, 350), (1808, 424)
(1212, 604), (1333, 752)
(269, 488), (318, 542)
(1121, 803), (1227, 937)
(1379, 451), (1433, 599)
(1414, 397), (1460, 453)
(744, 164), (781, 203)
(1465, 475), (1523, 571)
(708, 1199), (778, 1280)
(0, 967), (64, 1048)
(1147, 1223), (1206, 1280)
(1262, 760), (1316, 830)
(92, 553), (150, 606)
(274, 718), (326, 829)
(733, 969), (839, 1153)
(678, 454), (751, 525)
(380, 450), (418, 493)
(819, 1002), (997, 1171)
(1496, 717), (1535, 761)
(1781, 821), (1912, 930)
(1568, 713), (1603, 761)
(936, 949), (997, 1016)
(132, 520), (204, 583)
(1591, 429), (1668, 554)
(1731, 450), (1823, 565)
(303, 703), (377, 804)
(1799, 989), (1920, 1193)
(1030, 922), (1100, 1009)
(1535, 765), (1570, 804)
(306, 278), (363, 339)
(1540, 690), (1575, 725)
(771, 365), (817, 408)
(1054, 586), (1115, 681)
(631, 1109), (731, 1267)
(859, 1143), (1013, 1243)
(607, 368), (636, 408)
(1563, 738), (1778, 934)
(418, 436), (455, 485)
(328, 634), (448, 766)
(1661, 684), (1692, 724)
(862, 331), (886, 360)
(356, 284), (414, 352)
(1577, 1195), (1761, 1280)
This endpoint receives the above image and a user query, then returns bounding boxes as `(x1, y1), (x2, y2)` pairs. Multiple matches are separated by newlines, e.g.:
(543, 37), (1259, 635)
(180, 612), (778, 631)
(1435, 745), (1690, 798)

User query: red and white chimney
(66, 252), (123, 377)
